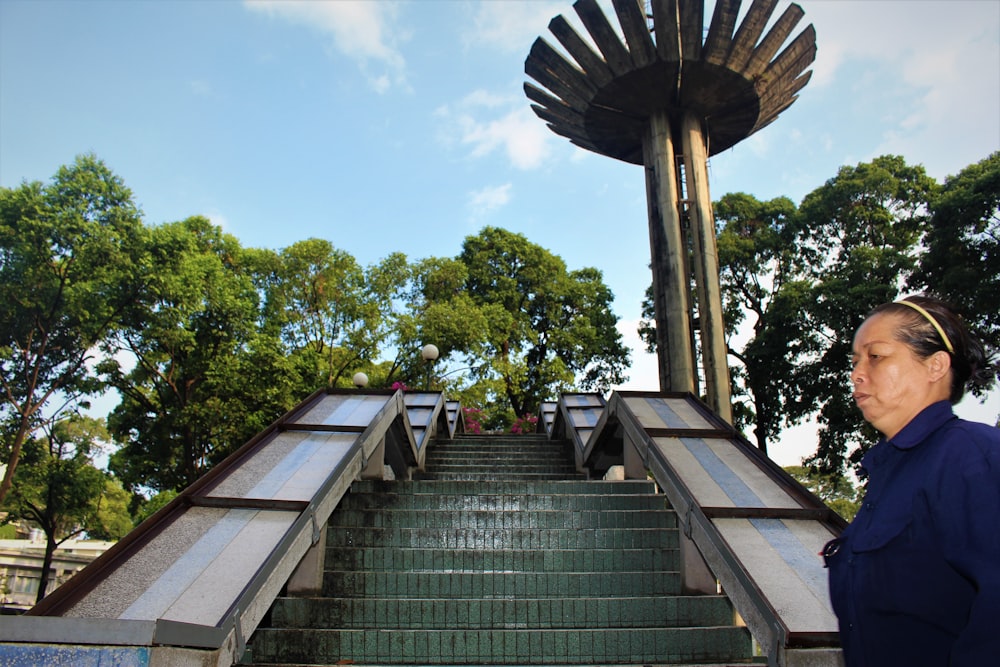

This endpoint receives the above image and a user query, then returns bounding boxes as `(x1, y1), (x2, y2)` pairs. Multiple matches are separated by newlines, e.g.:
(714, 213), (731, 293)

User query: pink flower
(462, 407), (483, 434)
(510, 413), (538, 434)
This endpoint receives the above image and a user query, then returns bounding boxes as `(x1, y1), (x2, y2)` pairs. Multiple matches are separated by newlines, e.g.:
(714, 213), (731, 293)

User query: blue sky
(2, 0), (998, 465)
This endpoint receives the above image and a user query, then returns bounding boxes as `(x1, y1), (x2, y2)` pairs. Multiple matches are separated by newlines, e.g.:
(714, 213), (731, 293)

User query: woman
(825, 295), (1000, 666)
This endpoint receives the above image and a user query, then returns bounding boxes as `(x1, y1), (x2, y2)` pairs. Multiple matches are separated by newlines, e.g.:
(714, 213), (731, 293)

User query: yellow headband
(895, 300), (955, 354)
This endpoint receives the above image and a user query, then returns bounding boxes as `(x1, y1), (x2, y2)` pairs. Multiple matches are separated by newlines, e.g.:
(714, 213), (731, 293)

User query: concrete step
(270, 595), (737, 629)
(417, 461), (577, 471)
(244, 437), (754, 666)
(329, 509), (677, 530)
(417, 462), (581, 473)
(426, 439), (568, 450)
(338, 491), (668, 511)
(247, 626), (753, 665)
(424, 445), (572, 457)
(349, 480), (658, 496)
(325, 526), (677, 549)
(437, 435), (553, 444)
(322, 570), (683, 598)
(414, 471), (587, 481)
(424, 455), (577, 475)
(325, 547), (680, 573)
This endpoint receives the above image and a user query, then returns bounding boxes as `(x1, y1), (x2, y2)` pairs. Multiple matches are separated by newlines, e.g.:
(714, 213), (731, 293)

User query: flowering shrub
(510, 413), (538, 434)
(462, 407), (483, 434)
(391, 381), (409, 392)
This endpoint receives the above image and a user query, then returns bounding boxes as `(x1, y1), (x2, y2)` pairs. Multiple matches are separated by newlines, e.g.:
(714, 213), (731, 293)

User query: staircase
(244, 433), (755, 665)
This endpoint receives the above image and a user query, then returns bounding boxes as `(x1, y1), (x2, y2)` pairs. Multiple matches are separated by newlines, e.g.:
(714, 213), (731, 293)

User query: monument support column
(525, 0), (813, 419)
(681, 112), (733, 423)
(643, 111), (696, 394)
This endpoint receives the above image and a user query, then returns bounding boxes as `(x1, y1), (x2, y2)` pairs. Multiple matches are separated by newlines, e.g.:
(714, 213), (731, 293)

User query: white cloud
(801, 0), (999, 178)
(464, 1), (570, 55)
(467, 183), (512, 221)
(459, 89), (510, 110)
(437, 91), (552, 170)
(470, 107), (551, 170)
(207, 211), (230, 232)
(244, 0), (406, 93)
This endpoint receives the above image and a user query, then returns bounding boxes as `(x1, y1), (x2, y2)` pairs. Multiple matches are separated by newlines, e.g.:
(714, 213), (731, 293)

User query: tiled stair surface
(244, 434), (755, 666)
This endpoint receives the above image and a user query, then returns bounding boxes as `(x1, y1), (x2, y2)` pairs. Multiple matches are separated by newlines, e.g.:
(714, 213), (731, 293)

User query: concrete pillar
(681, 112), (732, 423)
(360, 438), (385, 480)
(643, 111), (696, 394)
(286, 524), (327, 596)
(622, 433), (646, 480)
(680, 532), (719, 595)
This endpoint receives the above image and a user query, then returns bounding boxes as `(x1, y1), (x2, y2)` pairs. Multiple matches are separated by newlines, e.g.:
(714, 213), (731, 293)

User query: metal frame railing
(552, 390), (846, 667)
(1, 388), (449, 667)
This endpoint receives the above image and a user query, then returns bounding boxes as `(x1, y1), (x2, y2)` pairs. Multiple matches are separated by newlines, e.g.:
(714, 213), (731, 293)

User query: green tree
(0, 154), (147, 504)
(454, 227), (629, 422)
(103, 216), (297, 494)
(131, 488), (179, 528)
(788, 156), (938, 472)
(385, 256), (492, 391)
(912, 151), (1000, 382)
(1, 416), (129, 604)
(647, 157), (938, 473)
(87, 476), (133, 541)
(784, 465), (861, 522)
(261, 239), (409, 389)
(714, 193), (803, 454)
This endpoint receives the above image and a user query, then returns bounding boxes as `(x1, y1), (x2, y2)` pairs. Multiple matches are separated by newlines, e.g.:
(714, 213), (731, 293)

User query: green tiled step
(247, 626), (752, 665)
(270, 595), (737, 629)
(427, 439), (568, 449)
(417, 462), (580, 474)
(350, 480), (658, 496)
(421, 457), (579, 467)
(325, 527), (676, 549)
(329, 509), (675, 530)
(338, 491), (668, 511)
(440, 435), (553, 444)
(323, 570), (682, 598)
(325, 547), (680, 573)
(244, 436), (755, 666)
(421, 456), (577, 468)
(424, 444), (571, 455)
(415, 472), (585, 481)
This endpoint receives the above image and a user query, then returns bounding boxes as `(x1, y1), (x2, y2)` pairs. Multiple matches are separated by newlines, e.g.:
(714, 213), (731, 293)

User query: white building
(0, 535), (114, 614)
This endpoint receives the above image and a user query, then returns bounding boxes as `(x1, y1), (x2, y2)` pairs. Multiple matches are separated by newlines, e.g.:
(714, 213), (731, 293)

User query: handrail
(0, 388), (429, 667)
(547, 392), (606, 465)
(569, 390), (846, 667)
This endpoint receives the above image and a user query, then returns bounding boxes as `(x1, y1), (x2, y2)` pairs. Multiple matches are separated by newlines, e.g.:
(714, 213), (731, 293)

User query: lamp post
(352, 372), (369, 389)
(420, 344), (439, 391)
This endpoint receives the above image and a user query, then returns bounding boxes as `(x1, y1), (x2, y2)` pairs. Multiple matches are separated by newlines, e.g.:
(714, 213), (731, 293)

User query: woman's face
(850, 312), (951, 438)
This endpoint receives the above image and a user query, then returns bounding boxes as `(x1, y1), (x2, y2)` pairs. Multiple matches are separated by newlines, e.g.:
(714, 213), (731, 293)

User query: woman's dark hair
(869, 294), (995, 403)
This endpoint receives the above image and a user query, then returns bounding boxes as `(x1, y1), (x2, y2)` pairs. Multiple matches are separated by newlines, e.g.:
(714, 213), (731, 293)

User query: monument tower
(524, 0), (815, 423)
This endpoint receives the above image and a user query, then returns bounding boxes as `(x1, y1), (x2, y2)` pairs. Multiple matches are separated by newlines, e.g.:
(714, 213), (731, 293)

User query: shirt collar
(887, 400), (956, 451)
(860, 401), (955, 475)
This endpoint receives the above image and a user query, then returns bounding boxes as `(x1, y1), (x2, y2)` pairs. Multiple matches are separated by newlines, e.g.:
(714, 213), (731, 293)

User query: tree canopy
(0, 154), (147, 504)
(4, 150), (997, 525)
(911, 151), (1000, 372)
(397, 227), (630, 428)
(1, 415), (130, 603)
(716, 155), (998, 476)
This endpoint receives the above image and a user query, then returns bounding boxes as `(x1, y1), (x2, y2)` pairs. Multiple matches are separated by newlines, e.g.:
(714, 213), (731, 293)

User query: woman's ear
(927, 350), (953, 383)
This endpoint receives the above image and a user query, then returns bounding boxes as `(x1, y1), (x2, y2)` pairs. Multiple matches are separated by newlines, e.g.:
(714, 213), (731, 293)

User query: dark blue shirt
(827, 401), (1000, 666)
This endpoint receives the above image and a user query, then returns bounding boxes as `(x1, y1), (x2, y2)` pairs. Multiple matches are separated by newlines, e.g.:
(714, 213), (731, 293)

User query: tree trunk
(35, 530), (57, 606)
